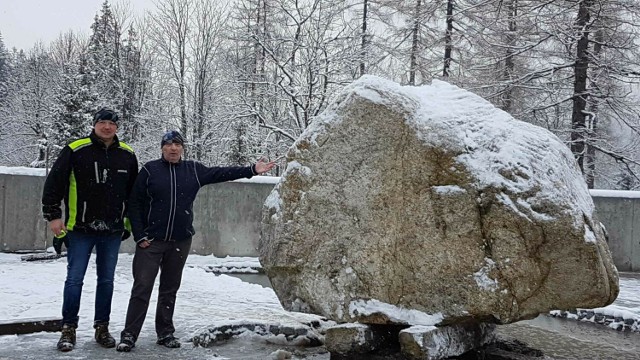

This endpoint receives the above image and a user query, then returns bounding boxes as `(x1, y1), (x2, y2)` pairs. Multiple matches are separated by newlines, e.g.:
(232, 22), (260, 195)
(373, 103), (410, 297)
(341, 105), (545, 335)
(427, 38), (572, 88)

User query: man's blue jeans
(62, 231), (121, 326)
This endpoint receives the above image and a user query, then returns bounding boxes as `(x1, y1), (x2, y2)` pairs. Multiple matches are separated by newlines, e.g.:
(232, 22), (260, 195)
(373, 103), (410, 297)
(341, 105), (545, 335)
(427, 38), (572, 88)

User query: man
(42, 108), (138, 352)
(117, 130), (275, 352)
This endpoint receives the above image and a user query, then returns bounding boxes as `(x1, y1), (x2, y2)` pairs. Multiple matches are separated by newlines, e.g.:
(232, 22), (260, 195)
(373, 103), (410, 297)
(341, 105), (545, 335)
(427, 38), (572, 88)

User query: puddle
(226, 273), (273, 288)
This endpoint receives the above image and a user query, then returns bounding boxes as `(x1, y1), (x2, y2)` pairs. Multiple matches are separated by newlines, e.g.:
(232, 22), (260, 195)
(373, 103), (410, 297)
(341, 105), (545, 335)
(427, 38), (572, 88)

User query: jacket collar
(161, 155), (183, 165)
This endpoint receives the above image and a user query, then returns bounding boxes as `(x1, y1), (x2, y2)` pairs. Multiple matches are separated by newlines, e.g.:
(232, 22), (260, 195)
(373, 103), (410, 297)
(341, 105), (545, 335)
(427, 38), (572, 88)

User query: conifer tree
(0, 32), (10, 103)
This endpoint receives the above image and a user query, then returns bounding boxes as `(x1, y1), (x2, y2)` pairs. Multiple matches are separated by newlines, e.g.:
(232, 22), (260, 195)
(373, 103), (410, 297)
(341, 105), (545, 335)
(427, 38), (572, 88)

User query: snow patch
(349, 299), (443, 326)
(432, 185), (466, 195)
(0, 166), (47, 176)
(496, 193), (531, 222)
(590, 189), (640, 198)
(233, 175), (280, 184)
(265, 188), (282, 213)
(584, 225), (597, 244)
(473, 258), (499, 292)
(285, 161), (312, 176)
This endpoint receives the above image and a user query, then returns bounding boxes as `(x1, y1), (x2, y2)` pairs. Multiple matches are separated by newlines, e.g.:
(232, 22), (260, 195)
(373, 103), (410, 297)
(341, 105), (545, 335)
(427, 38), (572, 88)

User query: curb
(548, 309), (640, 332)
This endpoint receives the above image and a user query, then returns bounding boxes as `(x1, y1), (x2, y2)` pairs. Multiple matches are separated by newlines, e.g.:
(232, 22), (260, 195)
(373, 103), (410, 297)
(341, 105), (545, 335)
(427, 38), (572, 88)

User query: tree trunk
(585, 28), (603, 189)
(443, 0), (453, 77)
(409, 0), (421, 85)
(570, 0), (593, 172)
(360, 0), (368, 77)
(502, 0), (517, 112)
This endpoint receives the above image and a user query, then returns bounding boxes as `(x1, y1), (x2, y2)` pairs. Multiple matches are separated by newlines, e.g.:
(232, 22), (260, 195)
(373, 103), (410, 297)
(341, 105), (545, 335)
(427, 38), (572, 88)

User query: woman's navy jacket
(128, 157), (256, 242)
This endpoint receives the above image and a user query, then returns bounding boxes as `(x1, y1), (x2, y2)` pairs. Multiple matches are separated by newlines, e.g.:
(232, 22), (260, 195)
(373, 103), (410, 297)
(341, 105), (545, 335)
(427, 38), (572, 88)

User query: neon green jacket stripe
(124, 217), (132, 232)
(69, 138), (92, 151)
(119, 143), (134, 153)
(66, 171), (78, 230)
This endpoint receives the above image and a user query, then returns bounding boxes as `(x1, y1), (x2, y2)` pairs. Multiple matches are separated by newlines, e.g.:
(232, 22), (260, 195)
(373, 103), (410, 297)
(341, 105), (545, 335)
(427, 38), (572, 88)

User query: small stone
(281, 326), (296, 336)
(270, 349), (292, 360)
(399, 322), (496, 360)
(325, 323), (376, 355)
(269, 325), (281, 335)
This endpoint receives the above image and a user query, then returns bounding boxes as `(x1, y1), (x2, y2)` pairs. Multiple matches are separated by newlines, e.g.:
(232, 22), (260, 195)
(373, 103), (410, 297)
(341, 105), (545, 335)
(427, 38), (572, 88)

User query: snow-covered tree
(50, 32), (95, 151)
(0, 32), (10, 103)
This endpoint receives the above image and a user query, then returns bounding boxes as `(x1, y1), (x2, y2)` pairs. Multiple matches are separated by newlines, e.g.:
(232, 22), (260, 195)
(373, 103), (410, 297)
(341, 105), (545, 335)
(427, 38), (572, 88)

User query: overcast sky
(0, 0), (154, 51)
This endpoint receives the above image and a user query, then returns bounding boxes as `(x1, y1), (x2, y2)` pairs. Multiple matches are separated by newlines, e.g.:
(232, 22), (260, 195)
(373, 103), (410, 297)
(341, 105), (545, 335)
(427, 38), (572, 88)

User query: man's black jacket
(42, 131), (139, 234)
(129, 157), (256, 243)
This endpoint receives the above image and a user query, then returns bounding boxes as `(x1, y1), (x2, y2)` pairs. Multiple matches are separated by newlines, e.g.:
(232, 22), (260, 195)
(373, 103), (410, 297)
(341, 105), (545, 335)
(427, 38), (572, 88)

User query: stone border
(549, 310), (640, 332)
(0, 318), (62, 335)
(204, 265), (265, 274)
(191, 321), (325, 347)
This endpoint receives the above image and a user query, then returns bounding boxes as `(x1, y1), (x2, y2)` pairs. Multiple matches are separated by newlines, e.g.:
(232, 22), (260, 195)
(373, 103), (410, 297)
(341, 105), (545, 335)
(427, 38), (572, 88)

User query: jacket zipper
(165, 164), (177, 240)
(94, 162), (100, 183)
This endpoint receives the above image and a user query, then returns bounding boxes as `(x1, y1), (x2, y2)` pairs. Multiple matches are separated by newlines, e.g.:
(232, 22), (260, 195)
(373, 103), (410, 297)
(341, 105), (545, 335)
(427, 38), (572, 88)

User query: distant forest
(1, 0), (640, 189)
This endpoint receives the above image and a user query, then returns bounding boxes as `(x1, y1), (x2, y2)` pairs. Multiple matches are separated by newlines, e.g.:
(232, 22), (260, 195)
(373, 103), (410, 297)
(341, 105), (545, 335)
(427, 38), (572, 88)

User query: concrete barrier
(1, 168), (639, 271)
(591, 190), (640, 272)
(0, 167), (278, 257)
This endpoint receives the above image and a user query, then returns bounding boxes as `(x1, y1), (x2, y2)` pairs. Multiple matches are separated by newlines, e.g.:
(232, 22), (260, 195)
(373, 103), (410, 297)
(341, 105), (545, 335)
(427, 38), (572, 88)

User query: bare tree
(149, 0), (192, 138)
(189, 1), (230, 160)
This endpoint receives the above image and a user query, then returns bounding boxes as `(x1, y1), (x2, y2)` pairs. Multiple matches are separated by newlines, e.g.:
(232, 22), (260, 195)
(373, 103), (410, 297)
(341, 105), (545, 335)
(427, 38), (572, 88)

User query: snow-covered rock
(259, 75), (619, 326)
(399, 323), (496, 360)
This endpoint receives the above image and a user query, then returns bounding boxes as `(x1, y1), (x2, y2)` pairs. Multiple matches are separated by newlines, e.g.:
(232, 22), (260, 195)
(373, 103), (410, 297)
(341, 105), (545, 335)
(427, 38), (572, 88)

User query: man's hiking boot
(116, 332), (136, 352)
(94, 323), (116, 348)
(157, 334), (181, 348)
(57, 324), (76, 352)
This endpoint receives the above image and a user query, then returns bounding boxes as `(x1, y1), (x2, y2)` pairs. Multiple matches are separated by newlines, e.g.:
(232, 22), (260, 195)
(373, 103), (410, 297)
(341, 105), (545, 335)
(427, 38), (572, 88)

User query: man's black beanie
(93, 108), (119, 126)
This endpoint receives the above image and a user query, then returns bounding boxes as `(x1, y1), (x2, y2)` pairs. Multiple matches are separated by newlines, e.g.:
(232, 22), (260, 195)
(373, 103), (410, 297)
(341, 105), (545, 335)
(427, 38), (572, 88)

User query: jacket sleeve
(122, 153), (139, 235)
(42, 146), (73, 221)
(127, 154), (139, 199)
(128, 166), (149, 242)
(195, 161), (255, 187)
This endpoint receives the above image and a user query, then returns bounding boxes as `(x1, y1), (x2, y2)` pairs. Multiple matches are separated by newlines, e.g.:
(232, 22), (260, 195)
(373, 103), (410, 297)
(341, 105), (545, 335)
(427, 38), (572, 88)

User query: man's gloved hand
(53, 231), (68, 255)
(122, 230), (131, 241)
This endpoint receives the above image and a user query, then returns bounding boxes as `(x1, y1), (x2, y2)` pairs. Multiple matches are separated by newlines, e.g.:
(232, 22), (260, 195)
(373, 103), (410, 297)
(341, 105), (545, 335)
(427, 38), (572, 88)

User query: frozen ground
(0, 252), (639, 359)
(0, 252), (329, 360)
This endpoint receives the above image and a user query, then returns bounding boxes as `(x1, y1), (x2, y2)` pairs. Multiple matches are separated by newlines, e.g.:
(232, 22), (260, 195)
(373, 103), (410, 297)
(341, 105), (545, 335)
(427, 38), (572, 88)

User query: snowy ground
(0, 252), (329, 360)
(0, 252), (639, 360)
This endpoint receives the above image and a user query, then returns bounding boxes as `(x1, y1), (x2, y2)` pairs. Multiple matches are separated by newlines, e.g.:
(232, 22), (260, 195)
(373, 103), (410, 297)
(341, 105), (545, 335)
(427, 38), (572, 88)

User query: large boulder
(260, 76), (619, 326)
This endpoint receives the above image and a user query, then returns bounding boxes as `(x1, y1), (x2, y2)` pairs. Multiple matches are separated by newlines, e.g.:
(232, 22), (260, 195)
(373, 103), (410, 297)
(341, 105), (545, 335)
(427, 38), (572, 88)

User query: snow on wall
(0, 166), (280, 184)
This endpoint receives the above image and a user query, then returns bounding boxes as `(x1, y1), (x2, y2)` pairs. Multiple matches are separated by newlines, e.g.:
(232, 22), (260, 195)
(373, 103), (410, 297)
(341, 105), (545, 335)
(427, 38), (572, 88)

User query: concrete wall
(1, 172), (639, 271)
(591, 190), (640, 272)
(0, 174), (50, 251)
(0, 172), (277, 257)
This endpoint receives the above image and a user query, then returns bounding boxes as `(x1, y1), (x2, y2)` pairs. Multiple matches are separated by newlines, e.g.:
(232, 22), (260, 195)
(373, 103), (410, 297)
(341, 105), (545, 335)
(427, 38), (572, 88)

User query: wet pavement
(498, 315), (640, 360)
